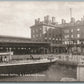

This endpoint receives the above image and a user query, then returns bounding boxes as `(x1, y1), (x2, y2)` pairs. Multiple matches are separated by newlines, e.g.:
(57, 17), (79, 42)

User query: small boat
(0, 52), (57, 75)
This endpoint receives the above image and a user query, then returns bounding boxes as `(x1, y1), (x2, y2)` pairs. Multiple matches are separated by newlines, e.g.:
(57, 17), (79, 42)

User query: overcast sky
(0, 1), (84, 38)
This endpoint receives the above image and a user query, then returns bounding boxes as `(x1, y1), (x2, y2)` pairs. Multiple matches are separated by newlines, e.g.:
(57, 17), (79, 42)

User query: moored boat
(0, 52), (57, 75)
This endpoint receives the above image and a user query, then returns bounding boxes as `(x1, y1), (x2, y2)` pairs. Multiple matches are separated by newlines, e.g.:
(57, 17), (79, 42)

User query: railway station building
(0, 36), (50, 55)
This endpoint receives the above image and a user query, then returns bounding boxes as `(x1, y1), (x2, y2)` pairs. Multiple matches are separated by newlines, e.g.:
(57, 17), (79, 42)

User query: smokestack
(70, 8), (72, 19)
(44, 16), (46, 23)
(38, 18), (40, 23)
(46, 15), (49, 21)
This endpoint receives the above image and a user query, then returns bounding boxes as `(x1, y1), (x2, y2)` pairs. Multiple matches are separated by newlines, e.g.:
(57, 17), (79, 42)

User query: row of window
(63, 40), (83, 45)
(64, 34), (80, 39)
(64, 28), (80, 33)
(33, 28), (80, 34)
(32, 28), (42, 33)
(32, 34), (61, 39)
(44, 37), (61, 40)
(44, 39), (62, 43)
(0, 47), (31, 50)
(32, 34), (42, 38)
(44, 33), (61, 37)
(71, 28), (80, 32)
(33, 33), (80, 39)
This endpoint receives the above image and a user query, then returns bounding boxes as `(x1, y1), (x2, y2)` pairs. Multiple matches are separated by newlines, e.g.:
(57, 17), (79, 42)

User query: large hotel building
(30, 15), (84, 55)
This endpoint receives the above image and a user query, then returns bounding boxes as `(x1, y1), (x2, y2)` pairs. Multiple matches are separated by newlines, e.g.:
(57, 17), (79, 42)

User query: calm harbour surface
(0, 62), (77, 82)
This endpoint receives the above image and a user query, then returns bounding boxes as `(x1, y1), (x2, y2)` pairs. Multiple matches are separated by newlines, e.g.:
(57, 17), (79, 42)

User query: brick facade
(30, 15), (84, 54)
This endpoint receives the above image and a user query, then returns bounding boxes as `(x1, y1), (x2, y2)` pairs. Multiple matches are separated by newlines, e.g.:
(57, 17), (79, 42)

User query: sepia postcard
(0, 0), (84, 82)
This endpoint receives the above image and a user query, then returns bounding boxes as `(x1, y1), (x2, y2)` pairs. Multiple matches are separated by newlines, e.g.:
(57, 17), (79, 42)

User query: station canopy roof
(0, 35), (50, 44)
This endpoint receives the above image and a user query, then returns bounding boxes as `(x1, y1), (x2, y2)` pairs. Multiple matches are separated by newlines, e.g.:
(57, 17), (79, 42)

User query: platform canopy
(0, 35), (50, 47)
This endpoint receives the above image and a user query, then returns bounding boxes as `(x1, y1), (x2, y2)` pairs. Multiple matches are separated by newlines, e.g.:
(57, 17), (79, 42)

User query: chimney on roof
(44, 16), (46, 23)
(61, 19), (66, 24)
(81, 16), (84, 22)
(44, 15), (50, 23)
(70, 17), (75, 23)
(38, 18), (40, 23)
(52, 17), (55, 23)
(35, 18), (40, 25)
(35, 19), (38, 25)
(46, 15), (49, 22)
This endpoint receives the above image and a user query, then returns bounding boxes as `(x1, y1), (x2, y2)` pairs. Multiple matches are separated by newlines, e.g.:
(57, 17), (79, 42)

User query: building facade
(62, 16), (84, 55)
(30, 15), (67, 54)
(31, 15), (84, 55)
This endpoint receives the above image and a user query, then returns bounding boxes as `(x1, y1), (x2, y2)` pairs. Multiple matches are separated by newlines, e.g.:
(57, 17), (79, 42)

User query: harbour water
(0, 62), (77, 82)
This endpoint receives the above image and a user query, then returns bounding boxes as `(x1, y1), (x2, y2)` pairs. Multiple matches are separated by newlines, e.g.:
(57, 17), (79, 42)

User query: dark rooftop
(0, 35), (50, 44)
(0, 35), (31, 43)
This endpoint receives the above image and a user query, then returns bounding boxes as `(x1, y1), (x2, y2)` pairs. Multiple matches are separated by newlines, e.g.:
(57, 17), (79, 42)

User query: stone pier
(77, 65), (84, 81)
